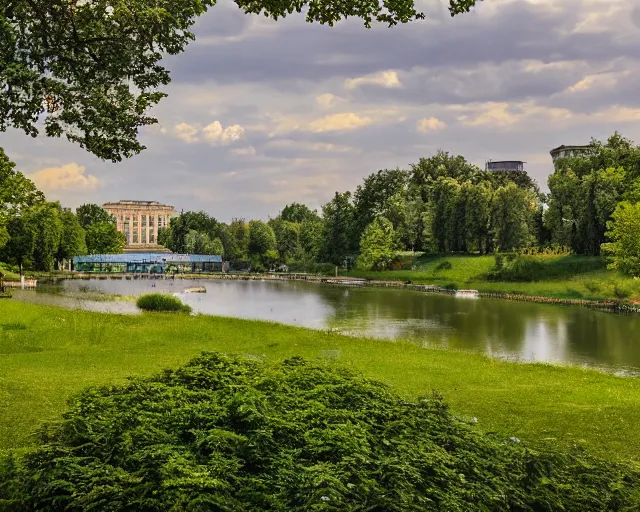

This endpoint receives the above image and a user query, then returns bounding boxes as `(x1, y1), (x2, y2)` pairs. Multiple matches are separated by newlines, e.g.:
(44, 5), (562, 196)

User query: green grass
(1, 301), (640, 466)
(345, 254), (640, 301)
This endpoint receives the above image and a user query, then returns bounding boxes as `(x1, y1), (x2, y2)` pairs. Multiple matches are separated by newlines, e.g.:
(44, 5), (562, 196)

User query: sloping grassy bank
(344, 254), (640, 302)
(1, 301), (639, 465)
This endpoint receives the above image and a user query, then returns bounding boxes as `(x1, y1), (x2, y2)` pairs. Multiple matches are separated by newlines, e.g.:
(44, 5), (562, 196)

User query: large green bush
(136, 293), (192, 313)
(1, 353), (638, 511)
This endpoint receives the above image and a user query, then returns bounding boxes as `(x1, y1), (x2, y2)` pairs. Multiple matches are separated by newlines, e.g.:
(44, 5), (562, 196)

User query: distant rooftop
(485, 160), (526, 172)
(103, 200), (176, 210)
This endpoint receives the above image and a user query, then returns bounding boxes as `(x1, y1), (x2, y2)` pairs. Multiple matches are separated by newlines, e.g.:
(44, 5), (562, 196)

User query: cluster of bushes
(1, 353), (638, 511)
(136, 293), (192, 313)
(487, 254), (607, 282)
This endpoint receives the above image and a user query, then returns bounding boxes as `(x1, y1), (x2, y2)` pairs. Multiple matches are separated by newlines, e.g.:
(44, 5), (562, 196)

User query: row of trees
(0, 149), (124, 273)
(161, 133), (640, 275)
(3, 132), (639, 275)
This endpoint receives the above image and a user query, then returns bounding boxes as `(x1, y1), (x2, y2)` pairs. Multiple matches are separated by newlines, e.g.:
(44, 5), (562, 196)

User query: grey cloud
(166, 1), (638, 90)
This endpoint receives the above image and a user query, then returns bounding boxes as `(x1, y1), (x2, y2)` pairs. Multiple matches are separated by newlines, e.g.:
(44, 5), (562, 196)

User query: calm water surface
(12, 278), (640, 374)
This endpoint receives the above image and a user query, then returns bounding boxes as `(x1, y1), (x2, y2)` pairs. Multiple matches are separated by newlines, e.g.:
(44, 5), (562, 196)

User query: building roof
(102, 200), (176, 209)
(549, 144), (592, 155)
(485, 160), (525, 171)
(73, 253), (222, 264)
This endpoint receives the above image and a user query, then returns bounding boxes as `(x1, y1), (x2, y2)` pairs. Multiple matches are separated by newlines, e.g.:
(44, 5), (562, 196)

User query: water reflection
(11, 278), (640, 373)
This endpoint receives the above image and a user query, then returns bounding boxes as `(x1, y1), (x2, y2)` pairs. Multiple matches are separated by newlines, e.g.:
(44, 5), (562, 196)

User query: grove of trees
(3, 133), (640, 276)
(0, 149), (123, 273)
(158, 133), (640, 276)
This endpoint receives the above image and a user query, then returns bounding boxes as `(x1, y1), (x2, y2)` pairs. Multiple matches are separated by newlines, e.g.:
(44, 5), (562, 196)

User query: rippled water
(12, 278), (640, 374)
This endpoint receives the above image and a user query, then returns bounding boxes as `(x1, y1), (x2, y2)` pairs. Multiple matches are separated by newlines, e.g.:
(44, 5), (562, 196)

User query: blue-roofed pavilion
(72, 253), (223, 273)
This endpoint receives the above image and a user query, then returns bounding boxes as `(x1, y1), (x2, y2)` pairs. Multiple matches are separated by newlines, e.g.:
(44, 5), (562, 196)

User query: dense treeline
(3, 132), (640, 276)
(160, 132), (640, 275)
(0, 148), (124, 274)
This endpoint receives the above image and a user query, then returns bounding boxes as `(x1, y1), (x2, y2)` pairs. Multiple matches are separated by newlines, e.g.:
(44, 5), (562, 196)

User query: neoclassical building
(102, 200), (177, 248)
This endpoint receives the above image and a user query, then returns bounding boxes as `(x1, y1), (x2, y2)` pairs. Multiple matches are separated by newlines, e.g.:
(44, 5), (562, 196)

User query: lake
(11, 278), (640, 375)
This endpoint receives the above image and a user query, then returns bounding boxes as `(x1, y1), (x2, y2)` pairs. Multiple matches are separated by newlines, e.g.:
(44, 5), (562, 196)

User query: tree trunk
(335, 265), (338, 277)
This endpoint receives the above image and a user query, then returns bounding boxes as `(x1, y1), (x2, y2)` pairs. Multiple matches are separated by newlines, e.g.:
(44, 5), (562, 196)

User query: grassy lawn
(1, 300), (639, 465)
(344, 254), (640, 301)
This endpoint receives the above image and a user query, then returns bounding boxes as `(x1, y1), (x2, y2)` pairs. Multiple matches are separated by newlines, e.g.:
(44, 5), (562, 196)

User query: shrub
(613, 283), (632, 300)
(0, 353), (638, 510)
(136, 293), (192, 313)
(584, 280), (602, 294)
(434, 260), (452, 271)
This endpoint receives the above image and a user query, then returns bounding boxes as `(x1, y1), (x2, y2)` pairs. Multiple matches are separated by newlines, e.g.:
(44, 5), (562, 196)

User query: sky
(2, 0), (640, 222)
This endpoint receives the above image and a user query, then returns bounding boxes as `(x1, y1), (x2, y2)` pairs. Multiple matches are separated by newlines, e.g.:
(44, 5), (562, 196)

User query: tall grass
(136, 293), (192, 313)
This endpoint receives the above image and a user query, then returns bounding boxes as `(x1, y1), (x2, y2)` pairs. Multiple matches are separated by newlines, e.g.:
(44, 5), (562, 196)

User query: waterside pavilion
(72, 253), (223, 274)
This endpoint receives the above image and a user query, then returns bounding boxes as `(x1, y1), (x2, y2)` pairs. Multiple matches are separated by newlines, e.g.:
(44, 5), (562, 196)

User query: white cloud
(203, 121), (245, 145)
(565, 72), (619, 93)
(316, 93), (338, 109)
(417, 117), (447, 133)
(307, 112), (374, 132)
(345, 70), (402, 90)
(29, 163), (101, 192)
(172, 120), (246, 145)
(173, 122), (200, 143)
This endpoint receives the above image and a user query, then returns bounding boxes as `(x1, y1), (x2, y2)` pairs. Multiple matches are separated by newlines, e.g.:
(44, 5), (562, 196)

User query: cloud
(232, 146), (257, 156)
(172, 121), (246, 145)
(307, 113), (374, 132)
(203, 121), (246, 145)
(345, 70), (402, 90)
(265, 139), (358, 153)
(29, 163), (101, 192)
(173, 122), (200, 143)
(417, 117), (446, 133)
(316, 93), (338, 109)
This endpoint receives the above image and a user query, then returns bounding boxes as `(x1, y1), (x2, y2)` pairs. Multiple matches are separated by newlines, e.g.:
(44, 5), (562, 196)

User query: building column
(155, 213), (160, 244)
(145, 214), (150, 244)
(137, 214), (142, 246)
(128, 213), (133, 246)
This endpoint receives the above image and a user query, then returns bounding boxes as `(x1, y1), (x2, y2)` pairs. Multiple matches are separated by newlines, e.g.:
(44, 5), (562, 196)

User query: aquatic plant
(136, 293), (192, 313)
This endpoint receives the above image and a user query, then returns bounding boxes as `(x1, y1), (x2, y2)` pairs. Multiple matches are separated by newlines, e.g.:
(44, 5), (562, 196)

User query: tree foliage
(322, 191), (355, 268)
(1, 352), (638, 511)
(0, 147), (44, 215)
(56, 208), (87, 264)
(85, 222), (125, 255)
(357, 216), (397, 270)
(248, 220), (277, 264)
(75, 203), (113, 228)
(602, 201), (640, 276)
(280, 203), (319, 224)
(545, 133), (640, 255)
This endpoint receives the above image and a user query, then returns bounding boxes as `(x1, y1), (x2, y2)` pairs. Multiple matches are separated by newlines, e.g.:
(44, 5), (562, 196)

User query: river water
(11, 278), (640, 375)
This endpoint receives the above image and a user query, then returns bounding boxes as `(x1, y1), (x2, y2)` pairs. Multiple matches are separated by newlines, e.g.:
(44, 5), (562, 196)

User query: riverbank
(345, 254), (640, 301)
(1, 300), (639, 464)
(4, 253), (640, 313)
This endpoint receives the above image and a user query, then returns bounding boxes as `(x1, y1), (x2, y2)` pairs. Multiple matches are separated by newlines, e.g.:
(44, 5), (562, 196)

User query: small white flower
(320, 496), (330, 501)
